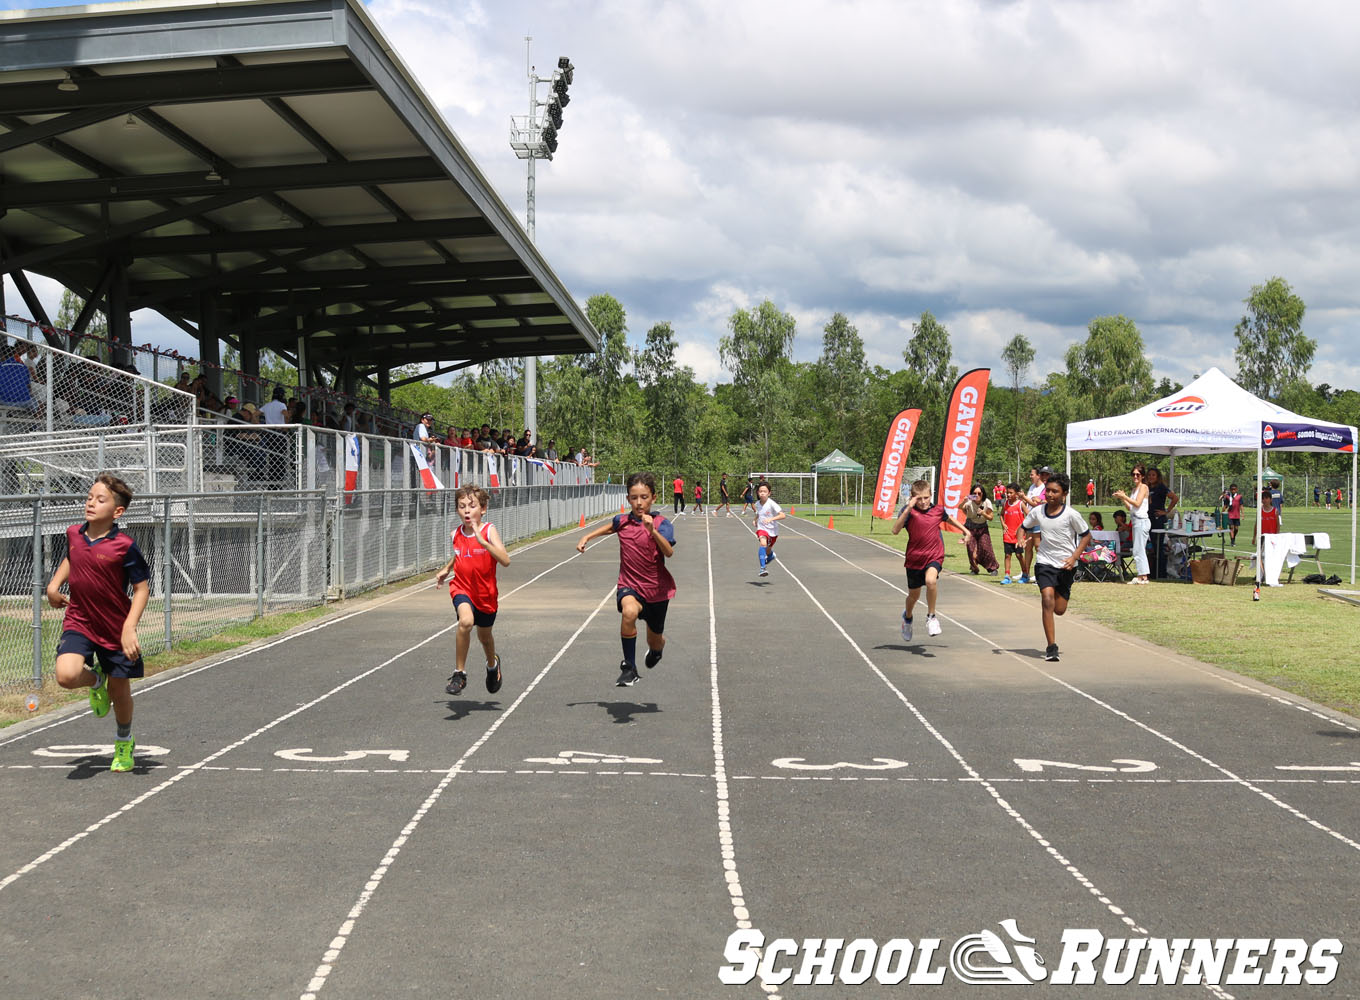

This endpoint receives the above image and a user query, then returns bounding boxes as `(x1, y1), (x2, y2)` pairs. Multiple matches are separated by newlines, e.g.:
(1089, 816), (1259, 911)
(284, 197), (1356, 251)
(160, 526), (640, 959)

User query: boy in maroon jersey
(46, 474), (150, 773)
(436, 485), (511, 696)
(577, 472), (676, 687)
(891, 478), (967, 642)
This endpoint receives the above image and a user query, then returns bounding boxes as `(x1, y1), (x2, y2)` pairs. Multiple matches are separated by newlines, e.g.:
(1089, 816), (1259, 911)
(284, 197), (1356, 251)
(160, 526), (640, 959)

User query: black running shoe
(1044, 644), (1060, 662)
(644, 648), (662, 669)
(485, 655), (502, 693)
(616, 661), (640, 687)
(445, 670), (468, 695)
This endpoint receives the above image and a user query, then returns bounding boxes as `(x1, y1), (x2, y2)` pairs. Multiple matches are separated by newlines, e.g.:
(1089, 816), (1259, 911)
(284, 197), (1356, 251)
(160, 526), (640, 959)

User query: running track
(0, 513), (1357, 999)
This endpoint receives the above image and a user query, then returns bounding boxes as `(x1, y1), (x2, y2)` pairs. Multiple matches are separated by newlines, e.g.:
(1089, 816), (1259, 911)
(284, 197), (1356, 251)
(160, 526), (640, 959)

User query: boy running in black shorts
(435, 485), (511, 695)
(1016, 472), (1090, 662)
(46, 475), (150, 773)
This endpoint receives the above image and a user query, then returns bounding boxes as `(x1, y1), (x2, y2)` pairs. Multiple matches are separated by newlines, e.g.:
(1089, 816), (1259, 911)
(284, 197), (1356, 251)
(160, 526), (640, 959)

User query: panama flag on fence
(872, 409), (922, 519)
(528, 457), (556, 484)
(936, 368), (991, 533)
(344, 434), (360, 504)
(409, 442), (444, 492)
(486, 454), (501, 488)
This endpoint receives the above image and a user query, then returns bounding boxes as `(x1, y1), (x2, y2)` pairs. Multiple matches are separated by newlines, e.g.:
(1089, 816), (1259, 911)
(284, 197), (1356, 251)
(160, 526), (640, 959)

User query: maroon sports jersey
(902, 504), (948, 570)
(63, 522), (150, 650)
(612, 512), (677, 603)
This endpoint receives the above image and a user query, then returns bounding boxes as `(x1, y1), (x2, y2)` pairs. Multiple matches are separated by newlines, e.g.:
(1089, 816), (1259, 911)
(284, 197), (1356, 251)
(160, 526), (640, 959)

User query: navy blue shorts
(905, 562), (942, 591)
(56, 629), (144, 678)
(1035, 563), (1077, 601)
(617, 587), (669, 635)
(452, 594), (496, 628)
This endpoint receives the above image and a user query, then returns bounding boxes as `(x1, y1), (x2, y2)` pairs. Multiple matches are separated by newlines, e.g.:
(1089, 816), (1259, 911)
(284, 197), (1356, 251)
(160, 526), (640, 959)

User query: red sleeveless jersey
(449, 522), (498, 612)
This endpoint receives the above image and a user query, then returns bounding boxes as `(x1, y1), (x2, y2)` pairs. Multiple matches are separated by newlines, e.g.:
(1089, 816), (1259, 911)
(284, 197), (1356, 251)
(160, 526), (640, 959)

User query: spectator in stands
(261, 385), (289, 424)
(173, 371), (193, 395)
(572, 445), (585, 464)
(341, 402), (356, 432)
(0, 342), (35, 411)
(544, 439), (559, 461)
(1112, 509), (1132, 553)
(459, 428), (474, 449)
(444, 424), (460, 447)
(22, 342), (41, 374)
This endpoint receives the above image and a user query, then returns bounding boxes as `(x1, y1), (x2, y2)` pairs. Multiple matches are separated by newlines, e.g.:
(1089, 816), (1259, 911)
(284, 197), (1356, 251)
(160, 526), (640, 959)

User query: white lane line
(791, 519), (1359, 735)
(0, 533), (593, 750)
(0, 548), (592, 897)
(0, 618), (460, 896)
(787, 521), (1360, 854)
(705, 511), (782, 999)
(297, 586), (614, 1000)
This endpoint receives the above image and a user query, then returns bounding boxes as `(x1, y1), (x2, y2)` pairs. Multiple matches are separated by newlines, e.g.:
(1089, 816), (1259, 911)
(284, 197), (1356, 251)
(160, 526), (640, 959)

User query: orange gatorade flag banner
(936, 368), (991, 532)
(872, 408), (922, 519)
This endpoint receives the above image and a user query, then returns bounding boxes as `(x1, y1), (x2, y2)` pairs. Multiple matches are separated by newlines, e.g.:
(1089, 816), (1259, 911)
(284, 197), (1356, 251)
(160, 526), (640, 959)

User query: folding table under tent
(1064, 366), (1356, 586)
(811, 449), (866, 516)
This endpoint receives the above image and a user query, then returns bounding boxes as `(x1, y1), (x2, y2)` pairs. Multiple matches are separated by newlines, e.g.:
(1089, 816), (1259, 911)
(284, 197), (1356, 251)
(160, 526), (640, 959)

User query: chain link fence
(0, 482), (624, 693)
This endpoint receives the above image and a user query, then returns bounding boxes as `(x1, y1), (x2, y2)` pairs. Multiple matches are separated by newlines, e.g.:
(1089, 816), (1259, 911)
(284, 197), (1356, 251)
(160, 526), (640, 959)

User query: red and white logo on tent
(1263, 424), (1275, 446)
(1155, 395), (1206, 418)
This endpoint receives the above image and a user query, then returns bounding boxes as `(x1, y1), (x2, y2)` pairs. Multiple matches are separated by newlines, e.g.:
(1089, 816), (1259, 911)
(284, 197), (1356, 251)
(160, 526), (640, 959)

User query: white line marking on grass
(706, 513), (783, 999)
(790, 522), (1360, 854)
(297, 586), (614, 1000)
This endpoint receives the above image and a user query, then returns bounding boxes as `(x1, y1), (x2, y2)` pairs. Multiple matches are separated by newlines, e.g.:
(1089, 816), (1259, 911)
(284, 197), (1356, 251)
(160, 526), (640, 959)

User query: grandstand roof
(0, 0), (598, 382)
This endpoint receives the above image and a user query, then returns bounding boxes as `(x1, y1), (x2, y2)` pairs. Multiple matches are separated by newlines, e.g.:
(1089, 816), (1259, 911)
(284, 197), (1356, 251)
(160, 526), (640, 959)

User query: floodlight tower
(509, 37), (574, 444)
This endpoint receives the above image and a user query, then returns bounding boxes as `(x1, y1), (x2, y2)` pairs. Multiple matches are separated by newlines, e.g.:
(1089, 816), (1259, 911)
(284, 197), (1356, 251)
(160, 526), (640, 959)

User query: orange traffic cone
(579, 513), (586, 528)
(621, 504), (627, 513)
(790, 506), (796, 515)
(828, 515), (835, 530)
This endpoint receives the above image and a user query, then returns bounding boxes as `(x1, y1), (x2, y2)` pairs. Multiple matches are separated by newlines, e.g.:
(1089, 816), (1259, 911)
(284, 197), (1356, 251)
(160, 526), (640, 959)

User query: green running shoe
(110, 738), (135, 773)
(88, 669), (111, 718)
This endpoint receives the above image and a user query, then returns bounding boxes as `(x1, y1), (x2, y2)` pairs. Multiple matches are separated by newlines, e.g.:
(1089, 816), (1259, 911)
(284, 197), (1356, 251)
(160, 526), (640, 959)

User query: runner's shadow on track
(442, 699), (502, 721)
(63, 755), (165, 780)
(874, 644), (936, 657)
(1317, 730), (1360, 739)
(991, 647), (1049, 660)
(567, 701), (661, 725)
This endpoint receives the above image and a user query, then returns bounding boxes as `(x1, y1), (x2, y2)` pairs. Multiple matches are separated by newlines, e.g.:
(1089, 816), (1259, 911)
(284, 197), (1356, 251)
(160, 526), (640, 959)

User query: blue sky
(4, 0), (1360, 392)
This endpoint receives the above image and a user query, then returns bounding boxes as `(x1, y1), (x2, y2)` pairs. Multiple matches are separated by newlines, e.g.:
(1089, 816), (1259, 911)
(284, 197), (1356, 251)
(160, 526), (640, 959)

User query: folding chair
(1079, 531), (1123, 583)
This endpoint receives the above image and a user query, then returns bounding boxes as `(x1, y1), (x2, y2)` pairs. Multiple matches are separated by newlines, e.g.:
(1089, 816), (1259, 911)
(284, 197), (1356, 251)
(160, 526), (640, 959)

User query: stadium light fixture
(508, 38), (576, 440)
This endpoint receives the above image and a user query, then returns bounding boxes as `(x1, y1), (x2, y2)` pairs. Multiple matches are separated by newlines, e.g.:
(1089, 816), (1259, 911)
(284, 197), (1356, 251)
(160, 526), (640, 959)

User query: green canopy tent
(811, 449), (865, 516)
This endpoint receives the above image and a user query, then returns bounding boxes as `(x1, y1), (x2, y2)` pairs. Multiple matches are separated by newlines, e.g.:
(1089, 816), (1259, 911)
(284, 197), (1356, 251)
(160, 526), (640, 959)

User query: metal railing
(0, 482), (625, 692)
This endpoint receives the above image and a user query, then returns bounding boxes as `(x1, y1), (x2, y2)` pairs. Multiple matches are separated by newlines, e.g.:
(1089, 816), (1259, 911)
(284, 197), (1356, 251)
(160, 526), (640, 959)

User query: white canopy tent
(1065, 367), (1356, 584)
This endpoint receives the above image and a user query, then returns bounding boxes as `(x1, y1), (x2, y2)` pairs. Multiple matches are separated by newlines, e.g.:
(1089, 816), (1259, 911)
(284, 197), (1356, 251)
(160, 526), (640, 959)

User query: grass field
(797, 506), (1360, 717)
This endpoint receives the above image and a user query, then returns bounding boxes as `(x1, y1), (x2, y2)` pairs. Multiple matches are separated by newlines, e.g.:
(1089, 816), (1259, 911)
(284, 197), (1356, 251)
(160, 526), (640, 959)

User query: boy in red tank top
(436, 485), (511, 695)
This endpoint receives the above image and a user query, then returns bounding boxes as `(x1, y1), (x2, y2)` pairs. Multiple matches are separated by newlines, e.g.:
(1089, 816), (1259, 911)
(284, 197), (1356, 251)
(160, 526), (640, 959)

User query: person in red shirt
(891, 478), (968, 642)
(1226, 484), (1244, 544)
(1251, 489), (1281, 543)
(46, 474), (150, 773)
(998, 483), (1027, 584)
(693, 482), (704, 515)
(436, 485), (511, 696)
(1085, 478), (1095, 506)
(671, 476), (686, 515)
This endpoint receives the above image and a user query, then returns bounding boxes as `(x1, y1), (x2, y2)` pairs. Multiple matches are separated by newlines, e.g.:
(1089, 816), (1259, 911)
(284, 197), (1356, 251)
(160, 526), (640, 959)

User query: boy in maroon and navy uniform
(577, 472), (677, 687)
(46, 474), (150, 773)
(891, 478), (968, 643)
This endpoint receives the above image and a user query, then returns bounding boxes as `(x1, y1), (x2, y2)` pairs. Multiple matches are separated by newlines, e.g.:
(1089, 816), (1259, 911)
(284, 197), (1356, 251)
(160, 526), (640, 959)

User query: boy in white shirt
(753, 483), (786, 577)
(1016, 472), (1090, 662)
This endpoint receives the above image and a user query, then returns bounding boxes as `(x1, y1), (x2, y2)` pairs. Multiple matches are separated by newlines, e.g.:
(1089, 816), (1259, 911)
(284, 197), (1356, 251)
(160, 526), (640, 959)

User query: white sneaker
(926, 615), (942, 637)
(900, 613), (913, 642)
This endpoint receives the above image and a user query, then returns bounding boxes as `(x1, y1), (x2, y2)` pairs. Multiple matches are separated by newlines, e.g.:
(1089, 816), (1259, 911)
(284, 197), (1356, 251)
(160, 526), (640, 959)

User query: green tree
(1000, 334), (1035, 482)
(1233, 277), (1314, 400)
(814, 312), (867, 450)
(903, 311), (957, 393)
(55, 289), (109, 361)
(1064, 315), (1153, 420)
(635, 321), (693, 466)
(720, 300), (796, 470)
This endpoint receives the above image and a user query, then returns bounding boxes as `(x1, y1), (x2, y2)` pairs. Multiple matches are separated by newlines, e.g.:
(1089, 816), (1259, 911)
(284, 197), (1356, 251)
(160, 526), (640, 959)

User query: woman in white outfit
(1112, 464), (1150, 584)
